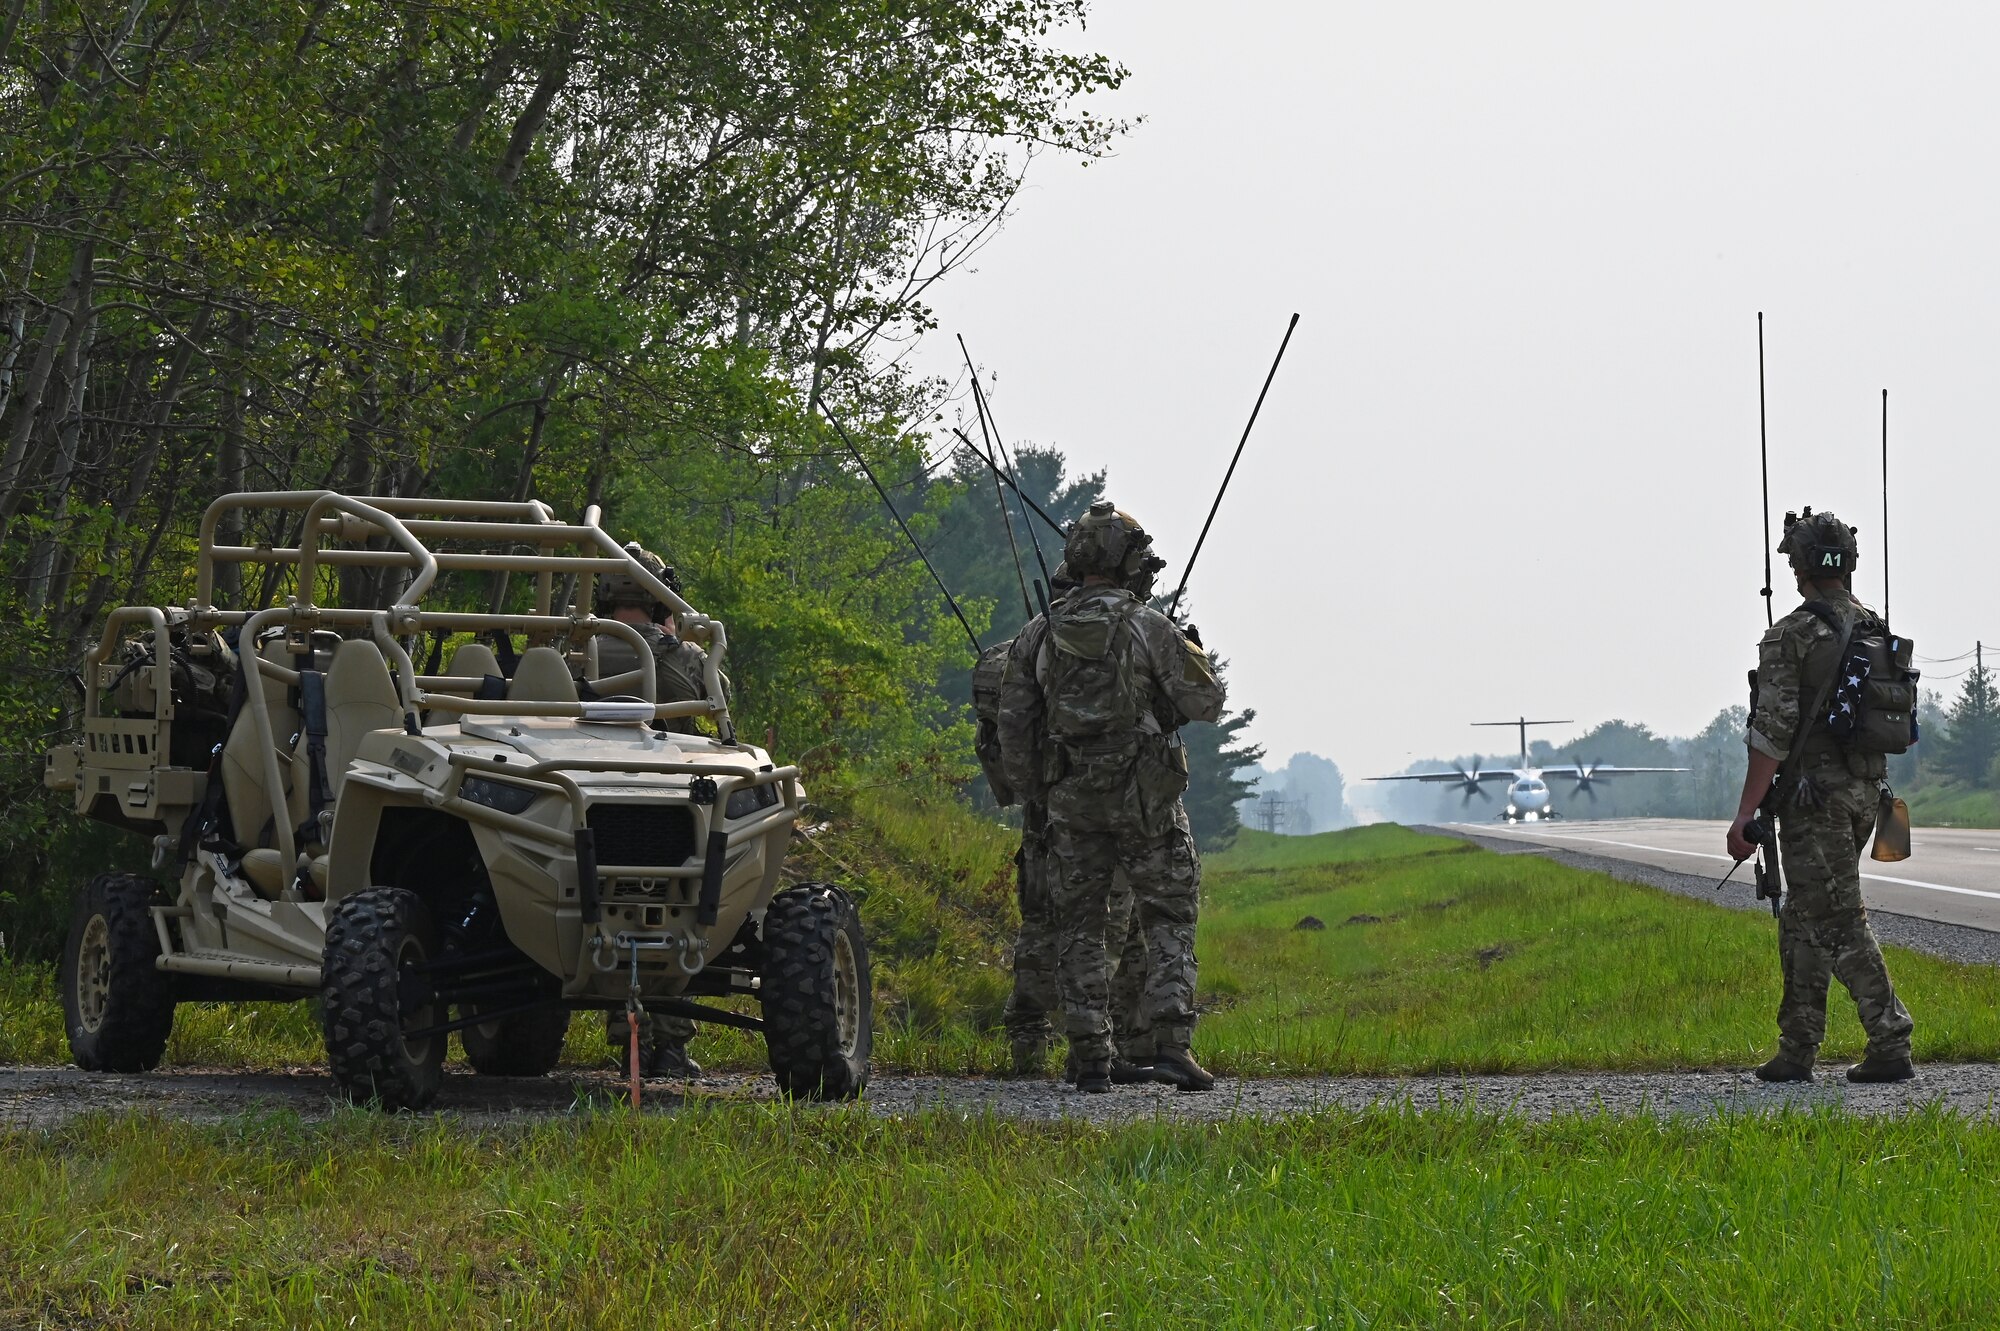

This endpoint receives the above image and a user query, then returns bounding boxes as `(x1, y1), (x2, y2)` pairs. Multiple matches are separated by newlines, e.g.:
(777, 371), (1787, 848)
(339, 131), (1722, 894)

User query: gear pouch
(1871, 788), (1912, 862)
(1135, 736), (1191, 827)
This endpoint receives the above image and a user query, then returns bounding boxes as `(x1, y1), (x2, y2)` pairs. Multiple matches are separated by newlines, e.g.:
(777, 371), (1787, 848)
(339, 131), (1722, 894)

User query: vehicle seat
(592, 634), (647, 697)
(440, 641), (508, 700)
(507, 646), (579, 705)
(222, 639), (304, 895)
(323, 639), (401, 803)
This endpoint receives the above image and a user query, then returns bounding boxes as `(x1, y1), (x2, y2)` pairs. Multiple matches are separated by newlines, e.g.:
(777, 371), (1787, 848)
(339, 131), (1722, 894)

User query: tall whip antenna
(819, 404), (982, 655)
(957, 335), (1053, 610)
(1169, 311), (1300, 618)
(1882, 387), (1890, 623)
(1757, 312), (1774, 628)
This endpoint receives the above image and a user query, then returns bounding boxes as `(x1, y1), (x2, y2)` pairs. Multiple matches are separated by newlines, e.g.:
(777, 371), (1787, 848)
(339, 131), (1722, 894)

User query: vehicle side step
(157, 952), (322, 988)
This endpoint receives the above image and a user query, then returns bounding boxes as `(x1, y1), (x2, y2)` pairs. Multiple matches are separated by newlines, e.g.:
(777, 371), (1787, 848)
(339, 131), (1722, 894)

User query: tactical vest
(1043, 593), (1150, 747)
(970, 639), (1015, 805)
(1802, 603), (1919, 756)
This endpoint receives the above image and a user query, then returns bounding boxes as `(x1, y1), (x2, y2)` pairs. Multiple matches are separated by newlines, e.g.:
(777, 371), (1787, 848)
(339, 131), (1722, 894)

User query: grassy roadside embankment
(1195, 825), (2000, 1073)
(1905, 783), (2000, 828)
(9, 801), (2000, 1074)
(9, 1105), (2000, 1328)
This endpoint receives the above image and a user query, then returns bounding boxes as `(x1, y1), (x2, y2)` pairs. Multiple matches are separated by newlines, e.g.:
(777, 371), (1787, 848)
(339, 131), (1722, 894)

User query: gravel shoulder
(1420, 824), (2000, 966)
(7, 1062), (2000, 1130)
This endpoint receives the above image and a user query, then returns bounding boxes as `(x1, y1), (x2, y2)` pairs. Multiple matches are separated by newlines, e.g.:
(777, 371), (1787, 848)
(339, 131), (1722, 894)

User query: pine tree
(1182, 665), (1263, 853)
(1939, 660), (2000, 786)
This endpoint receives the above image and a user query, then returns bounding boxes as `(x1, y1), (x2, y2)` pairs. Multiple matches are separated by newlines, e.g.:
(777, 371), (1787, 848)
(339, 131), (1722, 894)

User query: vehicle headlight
(461, 776), (539, 814)
(725, 782), (779, 819)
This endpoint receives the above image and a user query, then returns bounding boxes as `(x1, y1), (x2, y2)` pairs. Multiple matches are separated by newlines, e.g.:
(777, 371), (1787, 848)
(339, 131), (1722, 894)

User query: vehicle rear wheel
(321, 887), (445, 1111)
(60, 873), (176, 1072)
(760, 883), (871, 1100)
(459, 1003), (570, 1077)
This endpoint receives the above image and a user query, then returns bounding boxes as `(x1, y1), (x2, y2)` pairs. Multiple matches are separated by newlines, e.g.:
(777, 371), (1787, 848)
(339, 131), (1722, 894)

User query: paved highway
(1464, 818), (2000, 933)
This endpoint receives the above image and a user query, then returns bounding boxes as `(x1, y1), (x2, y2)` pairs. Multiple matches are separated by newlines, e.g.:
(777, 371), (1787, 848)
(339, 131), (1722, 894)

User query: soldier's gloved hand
(1181, 623), (1203, 648)
(1725, 815), (1757, 863)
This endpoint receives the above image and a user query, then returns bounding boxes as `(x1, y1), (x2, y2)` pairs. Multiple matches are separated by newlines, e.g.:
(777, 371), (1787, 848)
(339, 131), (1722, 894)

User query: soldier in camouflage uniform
(997, 501), (1226, 1092)
(1728, 508), (1915, 1084)
(979, 568), (1148, 1082)
(594, 542), (716, 1078)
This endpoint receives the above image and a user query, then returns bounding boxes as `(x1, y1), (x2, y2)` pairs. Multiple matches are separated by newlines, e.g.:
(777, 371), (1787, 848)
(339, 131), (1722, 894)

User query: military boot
(1074, 1059), (1112, 1093)
(642, 1039), (701, 1080)
(1846, 1053), (1916, 1084)
(1149, 1048), (1215, 1093)
(1009, 1034), (1049, 1078)
(1109, 1057), (1156, 1085)
(1752, 1053), (1814, 1083)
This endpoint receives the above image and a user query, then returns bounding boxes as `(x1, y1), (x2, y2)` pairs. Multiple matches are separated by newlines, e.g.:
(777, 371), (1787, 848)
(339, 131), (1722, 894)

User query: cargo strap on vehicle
(297, 668), (331, 848)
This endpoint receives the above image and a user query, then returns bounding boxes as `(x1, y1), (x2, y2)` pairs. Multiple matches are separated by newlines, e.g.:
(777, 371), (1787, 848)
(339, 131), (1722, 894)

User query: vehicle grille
(587, 804), (697, 868)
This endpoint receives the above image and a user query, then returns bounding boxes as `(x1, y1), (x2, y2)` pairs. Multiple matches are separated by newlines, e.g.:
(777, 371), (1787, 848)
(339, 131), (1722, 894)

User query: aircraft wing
(1539, 765), (1687, 778)
(1367, 770), (1517, 783)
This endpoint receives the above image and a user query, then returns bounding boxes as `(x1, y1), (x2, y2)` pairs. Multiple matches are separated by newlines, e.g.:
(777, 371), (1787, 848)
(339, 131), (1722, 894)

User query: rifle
(1714, 811), (1780, 917)
(1167, 312), (1300, 619)
(818, 404), (982, 655)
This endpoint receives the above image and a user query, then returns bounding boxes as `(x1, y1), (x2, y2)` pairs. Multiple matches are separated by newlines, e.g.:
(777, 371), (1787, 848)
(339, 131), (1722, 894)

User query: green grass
(1193, 826), (2000, 1074)
(1905, 783), (2000, 828)
(12, 813), (2000, 1079)
(8, 1105), (2000, 1328)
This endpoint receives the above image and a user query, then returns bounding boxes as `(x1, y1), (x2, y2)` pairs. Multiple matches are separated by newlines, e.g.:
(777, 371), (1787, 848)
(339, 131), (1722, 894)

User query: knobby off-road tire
(321, 887), (445, 1111)
(60, 873), (176, 1072)
(459, 1004), (570, 1077)
(760, 883), (871, 1100)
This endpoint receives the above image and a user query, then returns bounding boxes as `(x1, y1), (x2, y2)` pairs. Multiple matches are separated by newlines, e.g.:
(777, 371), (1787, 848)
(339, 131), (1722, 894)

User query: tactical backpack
(1803, 602), (1920, 756)
(1043, 593), (1147, 746)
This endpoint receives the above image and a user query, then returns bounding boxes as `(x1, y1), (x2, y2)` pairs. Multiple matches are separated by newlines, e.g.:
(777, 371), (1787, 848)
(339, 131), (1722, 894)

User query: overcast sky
(914, 1), (2000, 802)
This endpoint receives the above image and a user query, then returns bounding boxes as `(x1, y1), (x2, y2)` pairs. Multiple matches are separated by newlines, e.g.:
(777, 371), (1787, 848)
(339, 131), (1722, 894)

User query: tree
(1181, 655), (1261, 853)
(0, 0), (1133, 953)
(1937, 664), (2000, 786)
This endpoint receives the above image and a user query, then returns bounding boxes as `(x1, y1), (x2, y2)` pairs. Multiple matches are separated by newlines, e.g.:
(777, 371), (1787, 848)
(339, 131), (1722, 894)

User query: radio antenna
(1757, 312), (1773, 628)
(819, 404), (981, 655)
(1881, 387), (1890, 623)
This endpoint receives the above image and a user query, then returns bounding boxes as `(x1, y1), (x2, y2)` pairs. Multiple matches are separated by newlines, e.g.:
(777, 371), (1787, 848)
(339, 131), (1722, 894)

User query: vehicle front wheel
(760, 883), (871, 1100)
(460, 1003), (570, 1077)
(321, 887), (445, 1111)
(60, 873), (176, 1072)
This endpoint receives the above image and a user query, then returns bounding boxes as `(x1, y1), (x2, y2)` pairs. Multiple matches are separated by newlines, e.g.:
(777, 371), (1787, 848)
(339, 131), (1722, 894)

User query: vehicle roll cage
(79, 492), (738, 851)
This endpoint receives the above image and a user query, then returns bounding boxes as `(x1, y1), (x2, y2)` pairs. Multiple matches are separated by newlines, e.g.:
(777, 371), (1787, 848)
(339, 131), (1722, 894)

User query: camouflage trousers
(1774, 775), (1914, 1063)
(606, 1010), (696, 1051)
(1001, 825), (1147, 1057)
(1046, 810), (1200, 1065)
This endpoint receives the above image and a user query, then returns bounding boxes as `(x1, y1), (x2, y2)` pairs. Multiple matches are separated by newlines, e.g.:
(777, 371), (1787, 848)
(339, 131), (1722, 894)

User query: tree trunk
(0, 238), (92, 527)
(23, 282), (96, 615)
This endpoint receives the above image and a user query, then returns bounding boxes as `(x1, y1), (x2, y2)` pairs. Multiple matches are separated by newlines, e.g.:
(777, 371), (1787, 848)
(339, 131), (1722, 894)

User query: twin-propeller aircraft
(1369, 717), (1686, 823)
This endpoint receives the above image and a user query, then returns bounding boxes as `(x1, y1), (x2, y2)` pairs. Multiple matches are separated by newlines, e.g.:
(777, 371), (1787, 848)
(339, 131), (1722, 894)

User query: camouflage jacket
(1749, 585), (1886, 780)
(594, 622), (722, 736)
(995, 585), (1224, 807)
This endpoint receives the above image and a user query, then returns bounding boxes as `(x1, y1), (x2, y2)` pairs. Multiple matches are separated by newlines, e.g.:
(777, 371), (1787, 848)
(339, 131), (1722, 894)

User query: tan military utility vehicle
(45, 492), (870, 1109)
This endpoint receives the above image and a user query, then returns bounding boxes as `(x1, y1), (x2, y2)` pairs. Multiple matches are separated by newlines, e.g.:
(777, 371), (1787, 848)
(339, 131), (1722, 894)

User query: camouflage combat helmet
(1063, 500), (1168, 585)
(1778, 507), (1860, 579)
(596, 542), (683, 622)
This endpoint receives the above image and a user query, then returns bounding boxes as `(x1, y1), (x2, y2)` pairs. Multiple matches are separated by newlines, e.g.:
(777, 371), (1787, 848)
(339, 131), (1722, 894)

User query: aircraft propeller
(1455, 757), (1493, 806)
(1569, 754), (1603, 802)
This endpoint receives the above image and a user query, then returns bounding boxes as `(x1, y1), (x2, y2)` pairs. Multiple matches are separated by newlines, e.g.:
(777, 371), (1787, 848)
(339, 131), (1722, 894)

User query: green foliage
(0, 0), (1134, 950)
(12, 1107), (2000, 1327)
(1937, 663), (2000, 786)
(1182, 693), (1261, 853)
